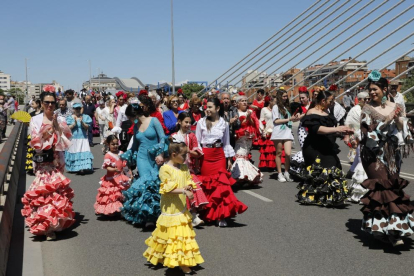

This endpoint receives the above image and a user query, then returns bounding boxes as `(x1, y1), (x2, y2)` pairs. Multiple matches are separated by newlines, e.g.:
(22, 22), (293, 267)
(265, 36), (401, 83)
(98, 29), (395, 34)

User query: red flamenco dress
(258, 123), (276, 170)
(21, 119), (75, 236)
(94, 152), (131, 215)
(251, 99), (264, 146)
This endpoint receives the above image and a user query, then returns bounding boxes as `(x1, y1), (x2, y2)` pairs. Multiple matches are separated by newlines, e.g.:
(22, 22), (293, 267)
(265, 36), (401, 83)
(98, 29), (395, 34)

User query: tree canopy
(181, 83), (205, 98)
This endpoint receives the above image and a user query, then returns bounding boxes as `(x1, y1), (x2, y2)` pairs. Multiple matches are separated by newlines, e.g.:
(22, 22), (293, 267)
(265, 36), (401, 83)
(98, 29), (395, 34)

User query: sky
(1, 0), (413, 91)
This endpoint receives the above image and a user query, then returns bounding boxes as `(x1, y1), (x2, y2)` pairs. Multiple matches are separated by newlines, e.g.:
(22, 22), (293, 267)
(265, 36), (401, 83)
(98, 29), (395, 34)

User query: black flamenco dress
(359, 104), (414, 238)
(296, 114), (349, 206)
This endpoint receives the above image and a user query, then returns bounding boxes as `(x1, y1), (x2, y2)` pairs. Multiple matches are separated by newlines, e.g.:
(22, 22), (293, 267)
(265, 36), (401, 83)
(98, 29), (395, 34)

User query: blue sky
(1, 0), (413, 90)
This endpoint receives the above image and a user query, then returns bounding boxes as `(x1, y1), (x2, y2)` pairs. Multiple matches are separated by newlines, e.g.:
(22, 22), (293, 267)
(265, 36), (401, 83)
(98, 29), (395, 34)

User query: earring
(381, 95), (387, 107)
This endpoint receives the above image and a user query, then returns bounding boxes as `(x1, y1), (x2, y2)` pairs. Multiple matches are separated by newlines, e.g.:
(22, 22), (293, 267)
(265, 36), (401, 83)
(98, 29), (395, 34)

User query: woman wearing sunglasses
(65, 102), (94, 174)
(21, 85), (75, 240)
(163, 95), (183, 134)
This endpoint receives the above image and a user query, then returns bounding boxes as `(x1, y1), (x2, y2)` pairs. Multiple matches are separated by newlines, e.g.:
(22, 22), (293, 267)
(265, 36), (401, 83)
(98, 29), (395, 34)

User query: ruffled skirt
(65, 139), (94, 172)
(296, 159), (349, 207)
(21, 165), (75, 235)
(143, 210), (204, 268)
(92, 117), (100, 137)
(258, 136), (276, 169)
(121, 169), (161, 224)
(199, 148), (248, 221)
(360, 177), (414, 238)
(290, 150), (304, 176)
(94, 173), (130, 215)
(348, 162), (368, 203)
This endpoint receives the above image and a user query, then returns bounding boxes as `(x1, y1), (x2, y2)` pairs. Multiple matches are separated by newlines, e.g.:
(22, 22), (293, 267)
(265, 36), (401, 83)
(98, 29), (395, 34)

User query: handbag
(33, 148), (54, 163)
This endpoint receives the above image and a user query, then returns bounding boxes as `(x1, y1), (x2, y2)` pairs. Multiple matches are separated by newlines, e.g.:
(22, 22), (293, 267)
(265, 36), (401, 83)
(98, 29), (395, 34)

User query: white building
(0, 71), (11, 91)
(242, 70), (268, 87)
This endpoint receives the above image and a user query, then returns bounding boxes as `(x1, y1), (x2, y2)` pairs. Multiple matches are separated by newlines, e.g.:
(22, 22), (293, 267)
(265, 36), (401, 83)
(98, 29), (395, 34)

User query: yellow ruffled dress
(143, 164), (204, 268)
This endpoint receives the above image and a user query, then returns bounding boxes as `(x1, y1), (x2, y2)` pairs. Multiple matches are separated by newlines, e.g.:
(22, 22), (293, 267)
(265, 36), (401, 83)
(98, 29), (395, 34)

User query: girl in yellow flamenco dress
(143, 140), (204, 274)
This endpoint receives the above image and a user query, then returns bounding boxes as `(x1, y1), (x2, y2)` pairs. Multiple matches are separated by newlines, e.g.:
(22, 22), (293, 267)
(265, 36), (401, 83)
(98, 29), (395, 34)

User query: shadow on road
(346, 218), (414, 254)
(143, 263), (205, 275)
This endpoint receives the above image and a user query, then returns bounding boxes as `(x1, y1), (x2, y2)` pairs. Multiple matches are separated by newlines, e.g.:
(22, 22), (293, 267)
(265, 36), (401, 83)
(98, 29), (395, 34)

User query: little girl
(94, 135), (130, 216)
(143, 141), (204, 274)
(171, 112), (208, 227)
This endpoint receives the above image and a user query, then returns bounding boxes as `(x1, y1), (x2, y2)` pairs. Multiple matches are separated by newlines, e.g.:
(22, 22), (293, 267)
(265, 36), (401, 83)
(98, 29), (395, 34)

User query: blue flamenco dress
(121, 118), (166, 225)
(65, 115), (94, 172)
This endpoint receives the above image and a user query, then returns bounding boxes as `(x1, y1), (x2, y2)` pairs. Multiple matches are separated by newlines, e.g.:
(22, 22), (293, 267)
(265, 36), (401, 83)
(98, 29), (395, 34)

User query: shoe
(179, 266), (192, 274)
(389, 236), (404, 247)
(218, 219), (227, 227)
(284, 172), (293, 182)
(145, 222), (155, 228)
(46, 232), (56, 241)
(278, 173), (287, 183)
(89, 143), (94, 147)
(192, 215), (204, 227)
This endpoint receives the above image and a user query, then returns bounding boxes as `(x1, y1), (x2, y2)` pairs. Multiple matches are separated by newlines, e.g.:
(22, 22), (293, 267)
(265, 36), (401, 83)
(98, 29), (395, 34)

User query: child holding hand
(143, 140), (204, 274)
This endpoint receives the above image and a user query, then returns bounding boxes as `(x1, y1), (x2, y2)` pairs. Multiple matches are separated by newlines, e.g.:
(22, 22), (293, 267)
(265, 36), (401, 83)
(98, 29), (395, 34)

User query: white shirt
(259, 106), (273, 134)
(96, 106), (109, 124)
(393, 92), (405, 113)
(115, 104), (128, 128)
(195, 117), (235, 158)
(345, 105), (361, 131)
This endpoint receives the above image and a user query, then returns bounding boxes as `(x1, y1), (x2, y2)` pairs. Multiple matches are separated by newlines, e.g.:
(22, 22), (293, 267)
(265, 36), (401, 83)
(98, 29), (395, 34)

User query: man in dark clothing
(83, 95), (96, 147)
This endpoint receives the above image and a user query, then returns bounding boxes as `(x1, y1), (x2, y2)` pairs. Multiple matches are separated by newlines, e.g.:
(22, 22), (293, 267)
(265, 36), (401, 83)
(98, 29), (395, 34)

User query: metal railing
(0, 122), (27, 276)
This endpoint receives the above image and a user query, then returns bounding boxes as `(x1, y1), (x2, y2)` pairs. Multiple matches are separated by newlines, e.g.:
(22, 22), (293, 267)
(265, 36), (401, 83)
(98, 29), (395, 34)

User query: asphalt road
(15, 128), (414, 276)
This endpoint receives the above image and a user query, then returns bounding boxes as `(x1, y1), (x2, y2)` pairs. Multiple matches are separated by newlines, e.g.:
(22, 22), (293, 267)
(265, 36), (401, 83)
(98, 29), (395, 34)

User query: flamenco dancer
(21, 86), (75, 240)
(94, 135), (130, 216)
(290, 87), (310, 176)
(231, 94), (263, 184)
(359, 71), (414, 246)
(121, 95), (165, 228)
(250, 89), (265, 147)
(258, 95), (276, 171)
(143, 141), (204, 274)
(296, 91), (352, 207)
(196, 98), (247, 227)
(171, 112), (208, 227)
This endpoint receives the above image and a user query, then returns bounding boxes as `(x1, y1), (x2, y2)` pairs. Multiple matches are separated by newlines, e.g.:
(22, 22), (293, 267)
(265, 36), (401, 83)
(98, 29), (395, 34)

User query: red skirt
(186, 174), (209, 209)
(258, 136), (276, 169)
(198, 148), (248, 221)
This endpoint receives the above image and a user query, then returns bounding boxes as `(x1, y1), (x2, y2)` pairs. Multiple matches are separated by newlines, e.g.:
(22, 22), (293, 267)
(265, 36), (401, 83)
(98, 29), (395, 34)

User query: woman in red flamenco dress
(258, 96), (277, 171)
(21, 88), (75, 240)
(195, 98), (247, 227)
(250, 89), (265, 146)
(94, 135), (130, 216)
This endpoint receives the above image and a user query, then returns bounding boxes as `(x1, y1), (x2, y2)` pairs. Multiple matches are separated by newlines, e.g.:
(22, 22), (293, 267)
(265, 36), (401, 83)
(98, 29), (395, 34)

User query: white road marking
(242, 190), (273, 202)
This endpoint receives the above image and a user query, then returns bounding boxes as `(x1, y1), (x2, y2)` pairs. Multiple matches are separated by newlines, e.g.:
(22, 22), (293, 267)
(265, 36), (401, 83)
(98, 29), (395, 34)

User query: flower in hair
(328, 84), (337, 91)
(238, 91), (245, 96)
(298, 86), (308, 93)
(177, 88), (183, 94)
(264, 96), (271, 103)
(43, 85), (56, 92)
(116, 91), (125, 98)
(368, 70), (381, 82)
(139, 90), (148, 96)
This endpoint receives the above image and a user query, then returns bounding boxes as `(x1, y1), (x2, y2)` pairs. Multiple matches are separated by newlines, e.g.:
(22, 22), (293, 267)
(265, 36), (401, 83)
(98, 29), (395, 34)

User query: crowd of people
(20, 70), (414, 273)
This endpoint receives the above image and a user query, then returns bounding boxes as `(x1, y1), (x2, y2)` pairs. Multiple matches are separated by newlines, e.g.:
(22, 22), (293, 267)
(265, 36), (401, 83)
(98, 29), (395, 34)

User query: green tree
(7, 88), (25, 104)
(402, 75), (414, 103)
(181, 83), (205, 99)
(0, 89), (4, 95)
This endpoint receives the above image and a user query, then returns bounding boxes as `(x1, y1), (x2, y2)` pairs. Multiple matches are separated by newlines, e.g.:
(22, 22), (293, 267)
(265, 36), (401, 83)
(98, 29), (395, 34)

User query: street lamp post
(170, 0), (176, 94)
(88, 60), (92, 92)
(25, 58), (28, 104)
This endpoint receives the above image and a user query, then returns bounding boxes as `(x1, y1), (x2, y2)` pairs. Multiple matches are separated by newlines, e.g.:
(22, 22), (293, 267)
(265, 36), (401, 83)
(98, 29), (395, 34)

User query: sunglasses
(74, 107), (82, 110)
(363, 98), (370, 101)
(43, 101), (56, 105)
(170, 100), (178, 103)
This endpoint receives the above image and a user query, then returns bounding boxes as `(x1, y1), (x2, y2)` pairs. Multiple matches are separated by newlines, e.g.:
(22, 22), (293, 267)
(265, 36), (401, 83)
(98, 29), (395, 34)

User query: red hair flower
(298, 86), (308, 93)
(264, 96), (271, 103)
(116, 91), (125, 98)
(43, 85), (56, 92)
(328, 84), (338, 91)
(177, 88), (183, 94)
(238, 91), (245, 96)
(139, 90), (148, 96)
